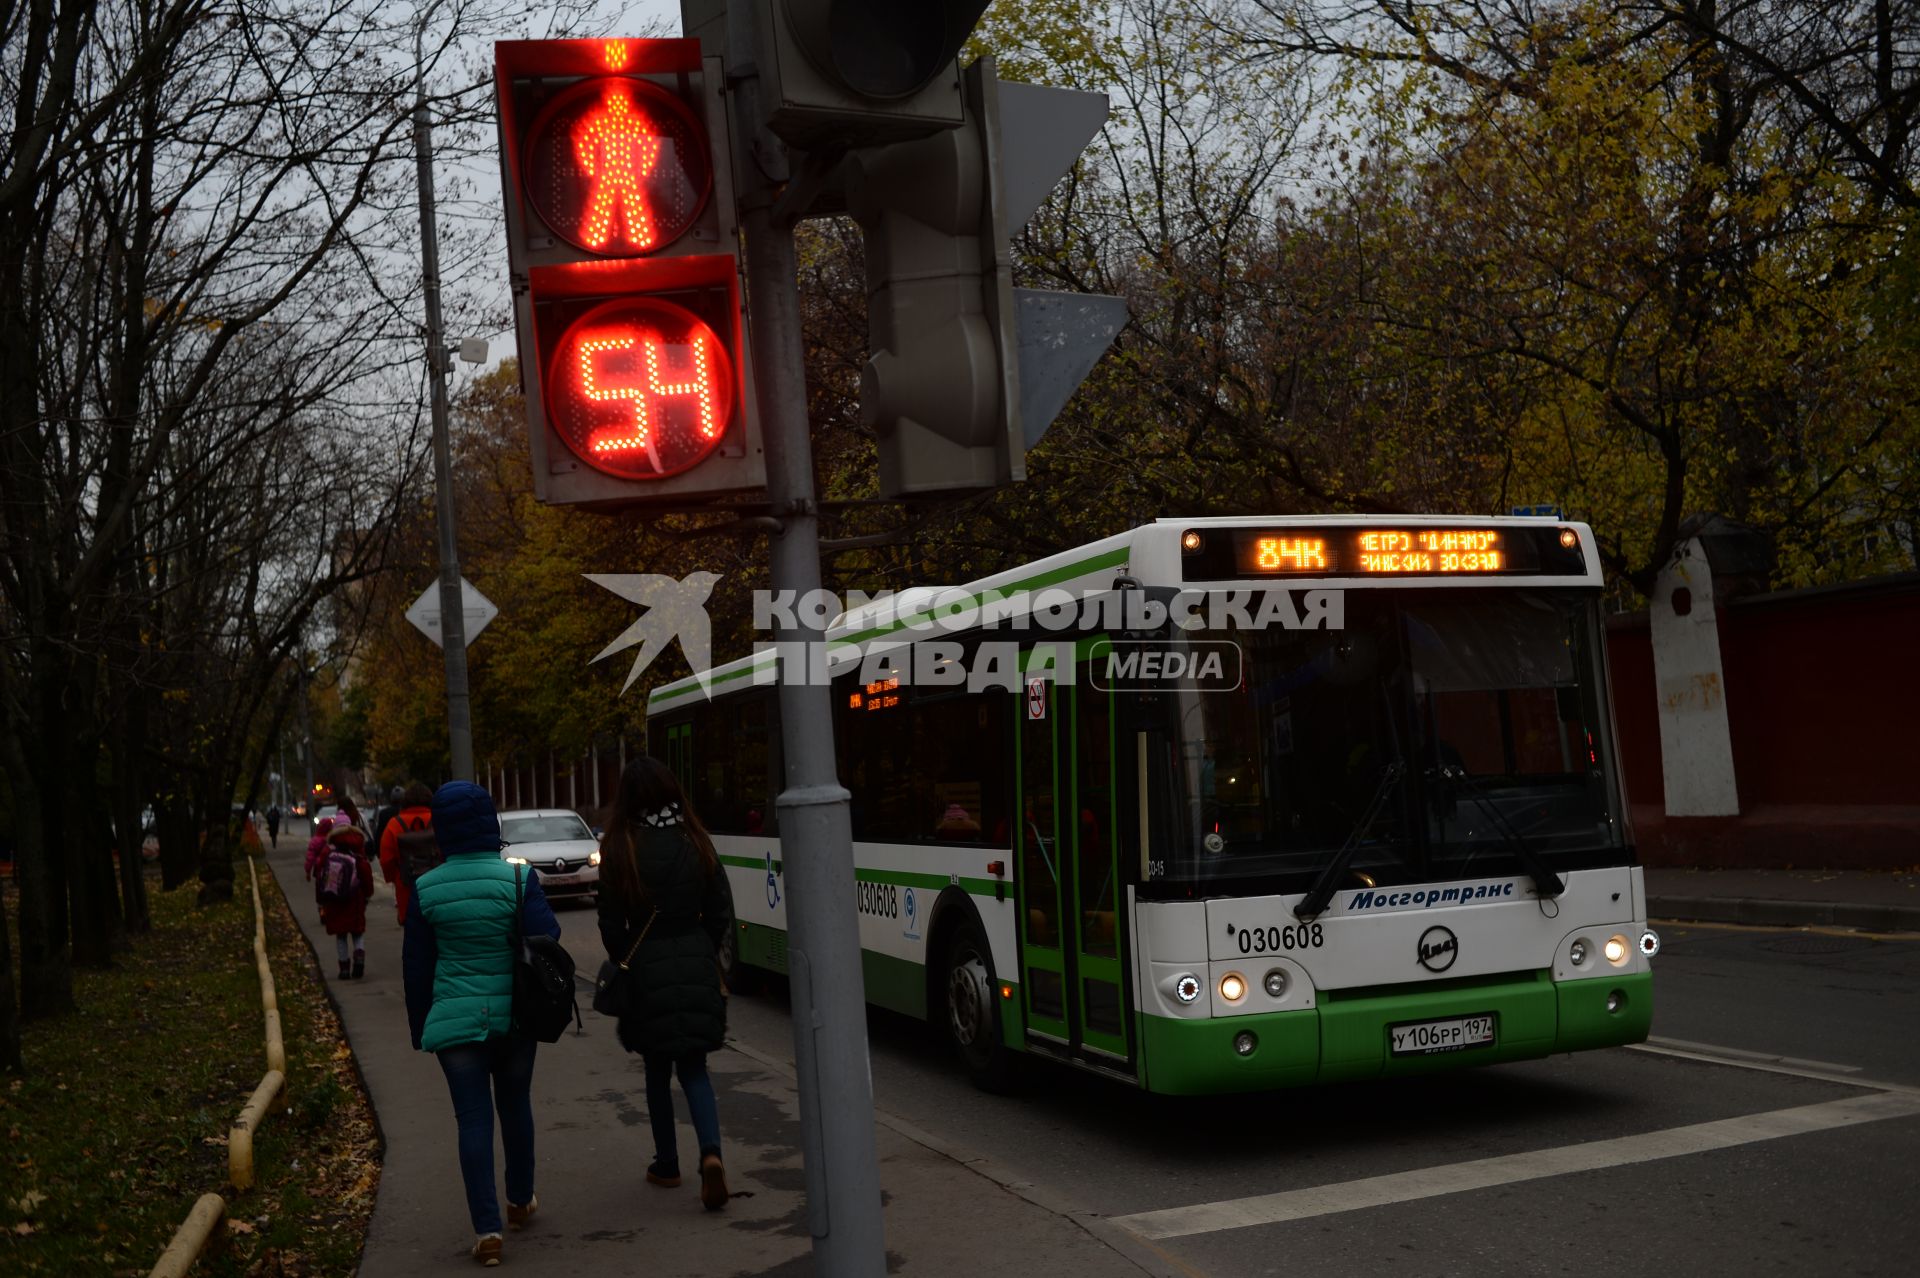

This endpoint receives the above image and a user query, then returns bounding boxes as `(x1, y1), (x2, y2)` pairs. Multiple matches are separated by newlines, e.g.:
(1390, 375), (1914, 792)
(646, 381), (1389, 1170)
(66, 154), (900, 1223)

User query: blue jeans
(644, 1053), (721, 1173)
(438, 1035), (537, 1234)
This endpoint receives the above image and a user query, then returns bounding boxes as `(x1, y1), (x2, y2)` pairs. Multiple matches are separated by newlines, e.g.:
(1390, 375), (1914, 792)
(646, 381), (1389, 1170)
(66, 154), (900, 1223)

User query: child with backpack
(378, 781), (439, 926)
(317, 819), (375, 978)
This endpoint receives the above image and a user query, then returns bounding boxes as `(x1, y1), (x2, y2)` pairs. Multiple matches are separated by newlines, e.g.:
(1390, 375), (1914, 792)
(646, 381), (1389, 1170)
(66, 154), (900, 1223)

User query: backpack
(316, 846), (362, 904)
(509, 866), (580, 1042)
(395, 815), (441, 886)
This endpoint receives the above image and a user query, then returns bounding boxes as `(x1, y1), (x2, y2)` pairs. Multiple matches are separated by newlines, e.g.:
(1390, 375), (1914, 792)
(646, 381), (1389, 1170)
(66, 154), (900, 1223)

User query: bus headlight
(1568, 938), (1589, 966)
(1263, 968), (1288, 998)
(1604, 934), (1630, 966)
(1219, 973), (1246, 1003)
(1233, 1031), (1258, 1056)
(1173, 974), (1201, 1004)
(1640, 929), (1660, 957)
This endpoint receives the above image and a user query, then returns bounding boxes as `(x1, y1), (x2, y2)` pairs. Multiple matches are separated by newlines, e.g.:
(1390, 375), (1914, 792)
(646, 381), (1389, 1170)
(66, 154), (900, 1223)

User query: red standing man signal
(574, 88), (662, 250)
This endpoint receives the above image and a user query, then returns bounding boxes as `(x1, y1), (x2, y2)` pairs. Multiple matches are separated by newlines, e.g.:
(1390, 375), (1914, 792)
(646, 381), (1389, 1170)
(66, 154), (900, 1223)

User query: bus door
(1014, 658), (1131, 1069)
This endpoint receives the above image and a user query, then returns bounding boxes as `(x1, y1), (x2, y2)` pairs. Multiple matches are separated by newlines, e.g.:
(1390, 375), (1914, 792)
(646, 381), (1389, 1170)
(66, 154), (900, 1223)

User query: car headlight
(505, 855), (529, 866)
(588, 849), (601, 867)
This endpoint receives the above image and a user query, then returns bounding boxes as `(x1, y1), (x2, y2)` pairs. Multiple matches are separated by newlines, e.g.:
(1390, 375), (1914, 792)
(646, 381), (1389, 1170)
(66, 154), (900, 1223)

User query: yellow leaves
(12, 1221), (33, 1236)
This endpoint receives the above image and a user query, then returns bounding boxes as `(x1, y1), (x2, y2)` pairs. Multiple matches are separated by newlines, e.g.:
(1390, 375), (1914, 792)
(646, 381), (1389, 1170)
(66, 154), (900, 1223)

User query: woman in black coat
(596, 756), (736, 1210)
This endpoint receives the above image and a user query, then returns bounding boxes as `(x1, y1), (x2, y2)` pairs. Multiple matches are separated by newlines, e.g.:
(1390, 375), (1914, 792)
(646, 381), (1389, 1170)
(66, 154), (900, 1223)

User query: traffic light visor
(788, 0), (990, 99)
(523, 76), (713, 255)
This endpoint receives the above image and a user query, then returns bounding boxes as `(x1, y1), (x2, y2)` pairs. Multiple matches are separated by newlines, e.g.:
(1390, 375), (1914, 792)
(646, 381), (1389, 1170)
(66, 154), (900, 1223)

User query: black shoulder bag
(510, 865), (581, 1042)
(591, 908), (656, 1018)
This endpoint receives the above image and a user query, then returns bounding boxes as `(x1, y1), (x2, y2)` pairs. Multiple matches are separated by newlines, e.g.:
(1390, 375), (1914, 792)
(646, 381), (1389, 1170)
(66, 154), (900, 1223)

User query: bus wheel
(942, 921), (1014, 1092)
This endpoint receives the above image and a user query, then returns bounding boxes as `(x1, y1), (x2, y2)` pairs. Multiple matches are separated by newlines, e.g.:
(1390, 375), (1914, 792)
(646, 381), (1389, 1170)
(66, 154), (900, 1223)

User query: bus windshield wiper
(1294, 761), (1405, 920)
(1440, 766), (1565, 899)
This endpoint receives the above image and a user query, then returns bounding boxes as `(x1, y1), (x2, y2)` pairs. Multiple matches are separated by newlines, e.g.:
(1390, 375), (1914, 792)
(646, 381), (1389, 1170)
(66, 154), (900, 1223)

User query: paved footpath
(266, 832), (1148, 1277)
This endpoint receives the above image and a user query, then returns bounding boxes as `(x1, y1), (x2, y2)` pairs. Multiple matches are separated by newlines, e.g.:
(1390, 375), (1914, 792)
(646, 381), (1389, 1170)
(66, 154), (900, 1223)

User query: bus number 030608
(1236, 923), (1324, 954)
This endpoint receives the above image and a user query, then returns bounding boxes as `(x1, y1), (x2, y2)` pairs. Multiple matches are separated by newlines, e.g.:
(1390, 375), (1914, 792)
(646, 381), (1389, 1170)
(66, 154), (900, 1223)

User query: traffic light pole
(725, 9), (886, 1273)
(412, 48), (474, 783)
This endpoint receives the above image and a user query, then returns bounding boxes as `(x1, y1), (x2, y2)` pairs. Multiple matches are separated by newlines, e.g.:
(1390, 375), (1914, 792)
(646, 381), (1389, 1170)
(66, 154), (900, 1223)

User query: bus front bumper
(1139, 970), (1652, 1095)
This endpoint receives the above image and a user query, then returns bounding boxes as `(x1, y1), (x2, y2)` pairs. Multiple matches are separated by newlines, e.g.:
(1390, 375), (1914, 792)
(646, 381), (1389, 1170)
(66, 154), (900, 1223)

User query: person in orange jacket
(378, 781), (438, 925)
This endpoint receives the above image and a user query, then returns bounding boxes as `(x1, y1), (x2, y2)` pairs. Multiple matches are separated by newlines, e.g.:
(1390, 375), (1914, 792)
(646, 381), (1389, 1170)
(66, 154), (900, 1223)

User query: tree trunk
(0, 875), (22, 1072)
(112, 710), (152, 933)
(0, 721), (73, 1020)
(157, 796), (196, 891)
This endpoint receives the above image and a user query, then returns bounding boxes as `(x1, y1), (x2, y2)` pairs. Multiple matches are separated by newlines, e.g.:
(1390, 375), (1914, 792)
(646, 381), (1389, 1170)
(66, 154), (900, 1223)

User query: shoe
(352, 953), (365, 979)
(471, 1233), (502, 1266)
(699, 1153), (728, 1211)
(337, 960), (351, 979)
(645, 1160), (681, 1188)
(507, 1195), (537, 1230)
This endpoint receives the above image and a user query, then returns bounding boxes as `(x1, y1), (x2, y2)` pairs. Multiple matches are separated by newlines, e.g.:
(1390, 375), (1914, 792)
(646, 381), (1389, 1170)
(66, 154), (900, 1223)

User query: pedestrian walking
(378, 781), (437, 926)
(266, 804), (281, 849)
(371, 785), (404, 859)
(403, 780), (561, 1267)
(304, 816), (335, 881)
(316, 820), (374, 979)
(595, 756), (736, 1211)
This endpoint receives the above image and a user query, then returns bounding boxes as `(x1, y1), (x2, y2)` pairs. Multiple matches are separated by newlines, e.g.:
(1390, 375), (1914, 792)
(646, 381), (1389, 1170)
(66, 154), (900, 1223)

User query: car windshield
(1146, 588), (1624, 893)
(500, 814), (593, 844)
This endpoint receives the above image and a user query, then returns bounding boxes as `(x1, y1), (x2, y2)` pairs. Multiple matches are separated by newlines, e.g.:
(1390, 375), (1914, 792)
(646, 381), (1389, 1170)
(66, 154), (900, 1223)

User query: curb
(721, 1036), (1189, 1278)
(1649, 895), (1920, 933)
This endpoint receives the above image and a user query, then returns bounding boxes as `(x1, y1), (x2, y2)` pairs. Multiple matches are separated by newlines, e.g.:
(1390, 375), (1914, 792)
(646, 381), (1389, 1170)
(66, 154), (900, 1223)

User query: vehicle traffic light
(847, 57), (1127, 498)
(494, 38), (764, 506)
(751, 0), (992, 146)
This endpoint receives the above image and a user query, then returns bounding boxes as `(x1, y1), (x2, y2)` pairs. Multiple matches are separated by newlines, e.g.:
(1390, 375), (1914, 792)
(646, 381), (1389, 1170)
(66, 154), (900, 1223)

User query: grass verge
(1, 860), (379, 1275)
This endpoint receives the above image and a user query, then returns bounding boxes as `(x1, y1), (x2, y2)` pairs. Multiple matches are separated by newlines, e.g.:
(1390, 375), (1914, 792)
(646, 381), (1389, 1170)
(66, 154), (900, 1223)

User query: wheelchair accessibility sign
(765, 850), (781, 910)
(902, 887), (921, 942)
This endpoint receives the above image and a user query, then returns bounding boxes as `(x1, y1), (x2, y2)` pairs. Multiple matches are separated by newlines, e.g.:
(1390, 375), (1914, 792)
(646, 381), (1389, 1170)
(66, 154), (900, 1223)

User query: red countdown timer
(544, 297), (734, 479)
(523, 76), (712, 255)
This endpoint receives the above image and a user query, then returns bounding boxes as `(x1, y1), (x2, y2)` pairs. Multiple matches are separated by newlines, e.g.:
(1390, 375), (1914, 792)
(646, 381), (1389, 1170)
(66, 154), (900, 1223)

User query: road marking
(1110, 1091), (1920, 1241)
(1626, 1040), (1918, 1095)
(1643, 1035), (1861, 1074)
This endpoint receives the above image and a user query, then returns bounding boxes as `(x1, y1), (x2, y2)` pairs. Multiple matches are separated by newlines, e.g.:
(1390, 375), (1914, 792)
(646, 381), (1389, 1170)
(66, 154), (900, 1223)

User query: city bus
(646, 516), (1656, 1094)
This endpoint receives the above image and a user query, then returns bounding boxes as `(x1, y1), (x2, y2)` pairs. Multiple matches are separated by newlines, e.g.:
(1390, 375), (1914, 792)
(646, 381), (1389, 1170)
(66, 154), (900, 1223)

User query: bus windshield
(1152, 589), (1624, 892)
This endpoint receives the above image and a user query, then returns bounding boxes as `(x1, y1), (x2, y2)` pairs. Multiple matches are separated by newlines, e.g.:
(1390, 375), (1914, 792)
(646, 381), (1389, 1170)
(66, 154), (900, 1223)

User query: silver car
(499, 809), (602, 904)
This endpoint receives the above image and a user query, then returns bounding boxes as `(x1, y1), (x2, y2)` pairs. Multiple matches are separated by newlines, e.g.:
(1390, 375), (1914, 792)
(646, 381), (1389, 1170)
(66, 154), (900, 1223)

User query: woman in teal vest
(403, 781), (560, 1267)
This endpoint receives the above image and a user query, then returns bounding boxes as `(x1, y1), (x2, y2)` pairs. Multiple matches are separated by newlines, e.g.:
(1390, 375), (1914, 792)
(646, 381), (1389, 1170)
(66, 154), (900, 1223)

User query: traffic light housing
(495, 38), (764, 507)
(753, 0), (992, 146)
(846, 57), (1018, 497)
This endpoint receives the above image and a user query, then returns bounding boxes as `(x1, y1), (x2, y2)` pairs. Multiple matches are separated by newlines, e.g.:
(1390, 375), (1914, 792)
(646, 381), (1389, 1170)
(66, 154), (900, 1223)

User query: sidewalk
(1646, 867), (1920, 932)
(264, 834), (1148, 1277)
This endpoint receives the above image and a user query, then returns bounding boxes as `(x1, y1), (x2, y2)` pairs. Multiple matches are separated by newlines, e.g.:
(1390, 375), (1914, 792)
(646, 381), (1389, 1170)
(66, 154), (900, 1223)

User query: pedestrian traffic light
(753, 0), (992, 146)
(494, 38), (764, 506)
(848, 57), (1128, 498)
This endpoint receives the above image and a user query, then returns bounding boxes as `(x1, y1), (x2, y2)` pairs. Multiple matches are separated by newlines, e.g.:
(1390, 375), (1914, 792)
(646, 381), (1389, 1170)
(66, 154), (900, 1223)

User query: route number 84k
(1234, 922), (1324, 954)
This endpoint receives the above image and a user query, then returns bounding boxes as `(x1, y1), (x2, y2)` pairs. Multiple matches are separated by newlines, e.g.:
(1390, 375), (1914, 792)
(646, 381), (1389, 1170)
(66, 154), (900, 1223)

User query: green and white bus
(647, 516), (1656, 1094)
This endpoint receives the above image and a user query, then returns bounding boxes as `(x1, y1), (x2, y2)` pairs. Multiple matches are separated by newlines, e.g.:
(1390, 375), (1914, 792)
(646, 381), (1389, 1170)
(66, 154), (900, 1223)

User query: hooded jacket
(402, 782), (559, 1052)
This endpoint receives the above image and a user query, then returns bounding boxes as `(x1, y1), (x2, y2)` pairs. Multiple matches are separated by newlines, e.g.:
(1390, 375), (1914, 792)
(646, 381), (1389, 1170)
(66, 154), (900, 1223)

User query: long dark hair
(598, 755), (718, 914)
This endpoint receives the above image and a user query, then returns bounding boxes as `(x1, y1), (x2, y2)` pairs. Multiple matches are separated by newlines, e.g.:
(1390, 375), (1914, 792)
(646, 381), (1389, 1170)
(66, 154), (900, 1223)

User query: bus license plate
(1390, 1014), (1496, 1056)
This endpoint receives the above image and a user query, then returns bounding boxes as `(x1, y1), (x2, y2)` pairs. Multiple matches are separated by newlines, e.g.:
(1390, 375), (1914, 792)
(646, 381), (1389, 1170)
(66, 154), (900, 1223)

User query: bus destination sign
(1180, 524), (1587, 581)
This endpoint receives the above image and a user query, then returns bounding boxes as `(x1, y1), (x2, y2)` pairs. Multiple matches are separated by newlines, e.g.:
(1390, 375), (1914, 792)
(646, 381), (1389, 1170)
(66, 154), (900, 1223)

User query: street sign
(406, 578), (499, 648)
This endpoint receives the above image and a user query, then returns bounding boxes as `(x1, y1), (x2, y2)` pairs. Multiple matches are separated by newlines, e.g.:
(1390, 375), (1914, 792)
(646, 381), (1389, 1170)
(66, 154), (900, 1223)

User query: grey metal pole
(723, 10), (884, 1271)
(413, 28), (473, 782)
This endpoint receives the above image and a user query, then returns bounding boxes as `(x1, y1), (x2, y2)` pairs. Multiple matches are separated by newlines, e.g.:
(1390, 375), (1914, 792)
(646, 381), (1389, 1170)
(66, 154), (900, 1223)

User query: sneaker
(506, 1195), (537, 1230)
(352, 952), (365, 979)
(471, 1233), (502, 1266)
(645, 1161), (681, 1188)
(699, 1153), (729, 1211)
